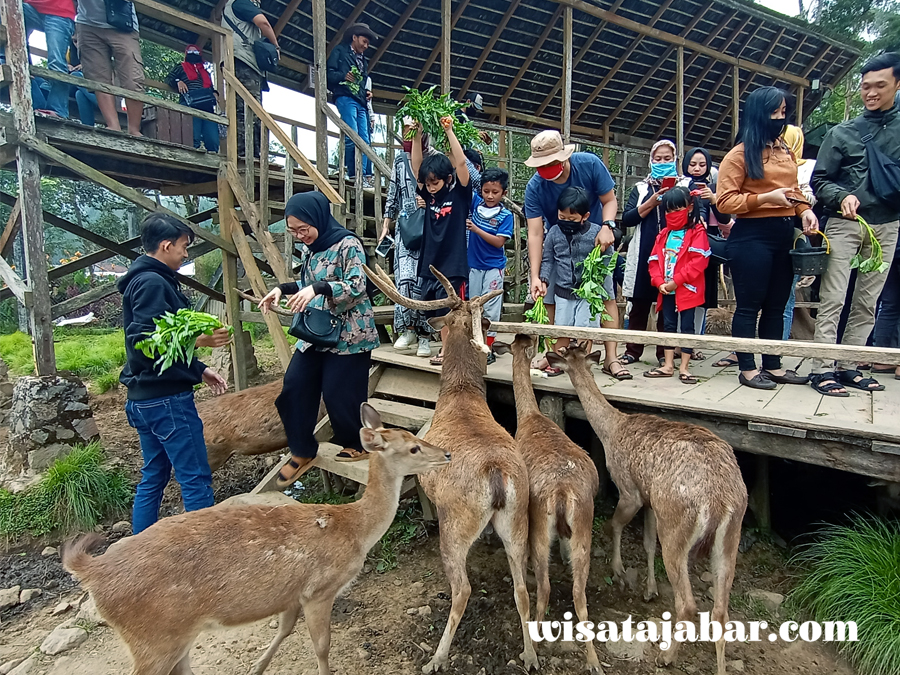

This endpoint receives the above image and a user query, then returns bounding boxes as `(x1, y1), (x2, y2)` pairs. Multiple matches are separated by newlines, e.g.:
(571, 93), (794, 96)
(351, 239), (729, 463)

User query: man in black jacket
(810, 52), (900, 395)
(326, 22), (376, 186)
(118, 214), (230, 533)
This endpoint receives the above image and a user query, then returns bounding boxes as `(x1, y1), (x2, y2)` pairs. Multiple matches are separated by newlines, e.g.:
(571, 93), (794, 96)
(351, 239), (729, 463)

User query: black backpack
(854, 117), (900, 211)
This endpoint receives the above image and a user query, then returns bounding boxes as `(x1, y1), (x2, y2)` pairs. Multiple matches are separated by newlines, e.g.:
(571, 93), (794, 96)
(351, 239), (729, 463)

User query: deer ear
(359, 427), (386, 452)
(545, 351), (566, 369)
(360, 402), (383, 429)
(492, 341), (511, 356)
(586, 350), (603, 365)
(427, 316), (447, 331)
(481, 317), (491, 331)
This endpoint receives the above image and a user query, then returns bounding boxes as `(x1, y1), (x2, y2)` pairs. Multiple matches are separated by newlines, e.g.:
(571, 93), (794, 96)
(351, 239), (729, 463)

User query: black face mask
(767, 118), (786, 142)
(557, 218), (583, 235)
(186, 53), (202, 64)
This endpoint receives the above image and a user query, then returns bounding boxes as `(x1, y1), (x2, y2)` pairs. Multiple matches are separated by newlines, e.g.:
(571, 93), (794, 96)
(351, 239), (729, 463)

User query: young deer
(364, 264), (538, 673)
(62, 403), (450, 675)
(547, 345), (747, 675)
(494, 335), (602, 674)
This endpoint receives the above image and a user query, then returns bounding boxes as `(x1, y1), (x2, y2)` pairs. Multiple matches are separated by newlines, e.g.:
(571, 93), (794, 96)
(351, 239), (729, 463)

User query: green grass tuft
(789, 515), (900, 675)
(0, 328), (127, 382)
(0, 442), (133, 543)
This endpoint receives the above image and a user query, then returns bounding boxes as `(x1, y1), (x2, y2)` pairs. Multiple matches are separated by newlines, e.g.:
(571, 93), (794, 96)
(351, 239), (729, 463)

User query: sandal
(543, 366), (563, 377)
(602, 362), (633, 380)
(275, 456), (315, 489)
(430, 354), (444, 366)
(809, 372), (849, 398)
(335, 447), (370, 462)
(679, 373), (698, 384)
(618, 354), (638, 365)
(643, 368), (673, 378)
(713, 353), (739, 368)
(871, 365), (898, 374)
(691, 351), (705, 361)
(836, 369), (885, 392)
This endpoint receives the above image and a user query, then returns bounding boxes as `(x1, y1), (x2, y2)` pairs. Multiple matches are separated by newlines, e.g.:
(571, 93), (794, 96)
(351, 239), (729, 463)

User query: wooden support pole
(602, 122), (610, 165)
(498, 100), (508, 169)
(796, 86), (804, 126)
(676, 45), (684, 159)
(413, 0), (471, 89)
(732, 64), (740, 143)
(561, 5), (573, 141)
(312, 0), (329, 178)
(748, 456), (771, 530)
(218, 170), (249, 390)
(0, 198), (21, 257)
(273, 0), (304, 36)
(260, 125), (270, 229)
(284, 125), (297, 277)
(441, 0), (451, 95)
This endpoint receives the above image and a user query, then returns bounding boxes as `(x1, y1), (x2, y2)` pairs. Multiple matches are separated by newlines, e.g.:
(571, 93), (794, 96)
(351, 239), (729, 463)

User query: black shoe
(486, 351), (496, 366)
(760, 369), (809, 385)
(739, 372), (777, 390)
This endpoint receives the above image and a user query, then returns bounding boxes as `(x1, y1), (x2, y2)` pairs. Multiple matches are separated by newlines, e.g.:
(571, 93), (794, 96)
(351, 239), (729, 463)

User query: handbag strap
(853, 116), (879, 145)
(222, 12), (251, 44)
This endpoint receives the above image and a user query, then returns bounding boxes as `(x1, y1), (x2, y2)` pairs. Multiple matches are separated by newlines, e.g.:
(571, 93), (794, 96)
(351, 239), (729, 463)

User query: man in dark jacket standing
(810, 52), (900, 395)
(327, 23), (376, 186)
(118, 214), (230, 533)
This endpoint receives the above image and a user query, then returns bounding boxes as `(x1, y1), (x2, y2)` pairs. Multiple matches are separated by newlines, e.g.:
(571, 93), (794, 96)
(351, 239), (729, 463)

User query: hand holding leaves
(135, 309), (234, 374)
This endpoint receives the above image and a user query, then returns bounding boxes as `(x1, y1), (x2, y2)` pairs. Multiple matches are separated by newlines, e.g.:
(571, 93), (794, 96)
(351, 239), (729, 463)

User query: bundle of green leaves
(396, 86), (484, 154)
(576, 247), (618, 322)
(850, 215), (891, 274)
(524, 296), (555, 353)
(342, 65), (362, 96)
(135, 309), (232, 373)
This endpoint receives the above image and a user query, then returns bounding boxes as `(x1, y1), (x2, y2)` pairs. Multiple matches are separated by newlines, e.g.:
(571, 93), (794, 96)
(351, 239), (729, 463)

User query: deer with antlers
(494, 334), (602, 673)
(365, 264), (538, 673)
(546, 344), (746, 675)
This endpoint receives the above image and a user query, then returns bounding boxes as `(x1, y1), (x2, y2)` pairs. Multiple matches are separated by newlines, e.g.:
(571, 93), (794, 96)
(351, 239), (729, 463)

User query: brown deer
(364, 264), (538, 673)
(546, 344), (747, 675)
(62, 403), (450, 675)
(494, 334), (601, 674)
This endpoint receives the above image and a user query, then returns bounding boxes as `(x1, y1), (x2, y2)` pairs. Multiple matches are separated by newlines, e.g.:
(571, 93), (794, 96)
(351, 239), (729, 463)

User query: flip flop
(335, 448), (370, 462)
(543, 366), (563, 377)
(679, 373), (698, 384)
(618, 354), (638, 365)
(275, 456), (315, 489)
(691, 351), (705, 361)
(429, 354), (444, 366)
(713, 354), (739, 367)
(643, 368), (673, 378)
(602, 363), (633, 380)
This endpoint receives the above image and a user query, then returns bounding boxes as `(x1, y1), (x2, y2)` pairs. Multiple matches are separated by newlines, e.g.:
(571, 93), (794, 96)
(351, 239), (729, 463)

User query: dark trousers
(660, 295), (696, 355)
(727, 216), (795, 371)
(874, 243), (900, 350)
(275, 348), (372, 458)
(625, 297), (665, 361)
(234, 59), (262, 158)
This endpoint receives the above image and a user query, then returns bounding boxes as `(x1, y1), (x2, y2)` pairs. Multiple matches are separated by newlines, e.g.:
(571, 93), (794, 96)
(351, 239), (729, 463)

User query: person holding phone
(620, 139), (681, 367)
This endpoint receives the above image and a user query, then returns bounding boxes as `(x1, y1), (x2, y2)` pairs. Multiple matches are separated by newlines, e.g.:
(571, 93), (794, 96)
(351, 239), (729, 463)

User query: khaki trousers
(811, 216), (899, 372)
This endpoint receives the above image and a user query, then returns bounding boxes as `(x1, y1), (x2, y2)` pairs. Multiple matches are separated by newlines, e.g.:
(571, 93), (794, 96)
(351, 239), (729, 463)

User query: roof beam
(326, 0), (371, 55)
(500, 6), (564, 102)
(551, 0), (810, 86)
(533, 0), (625, 118)
(571, 0), (674, 122)
(413, 0), (472, 89)
(273, 0), (305, 37)
(802, 43), (832, 78)
(460, 0), (522, 98)
(369, 0), (421, 69)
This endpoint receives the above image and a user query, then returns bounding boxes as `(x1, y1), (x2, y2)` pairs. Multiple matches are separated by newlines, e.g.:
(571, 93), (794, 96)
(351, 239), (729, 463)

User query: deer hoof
(655, 648), (675, 668)
(520, 650), (540, 671)
(422, 656), (447, 673)
(643, 588), (659, 602)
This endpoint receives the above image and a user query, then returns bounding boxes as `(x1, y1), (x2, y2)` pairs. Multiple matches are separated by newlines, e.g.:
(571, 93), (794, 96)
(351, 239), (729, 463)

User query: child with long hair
(643, 187), (711, 384)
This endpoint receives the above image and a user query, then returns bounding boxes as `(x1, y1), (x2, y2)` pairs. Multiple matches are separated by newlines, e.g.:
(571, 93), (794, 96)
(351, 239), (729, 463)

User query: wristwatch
(602, 220), (623, 249)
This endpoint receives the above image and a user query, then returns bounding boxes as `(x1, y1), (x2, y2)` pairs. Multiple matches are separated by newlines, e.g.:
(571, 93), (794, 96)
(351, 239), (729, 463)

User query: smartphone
(661, 176), (677, 190)
(694, 182), (707, 189)
(375, 234), (394, 258)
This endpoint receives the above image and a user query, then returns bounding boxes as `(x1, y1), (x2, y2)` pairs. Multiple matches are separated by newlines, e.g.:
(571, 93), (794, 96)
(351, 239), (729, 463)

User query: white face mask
(476, 202), (502, 220)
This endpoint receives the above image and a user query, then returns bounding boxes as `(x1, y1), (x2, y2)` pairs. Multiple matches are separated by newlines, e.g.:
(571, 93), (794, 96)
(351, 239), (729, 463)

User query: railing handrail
(320, 103), (392, 177)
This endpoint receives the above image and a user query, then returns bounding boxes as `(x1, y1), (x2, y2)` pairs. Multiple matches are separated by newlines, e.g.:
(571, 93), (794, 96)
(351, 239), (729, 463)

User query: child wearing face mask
(644, 187), (710, 384)
(166, 45), (220, 153)
(539, 187), (613, 358)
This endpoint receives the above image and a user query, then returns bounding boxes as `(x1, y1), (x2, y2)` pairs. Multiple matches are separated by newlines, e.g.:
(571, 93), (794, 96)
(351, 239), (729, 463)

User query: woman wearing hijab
(717, 87), (819, 390)
(166, 45), (220, 153)
(258, 192), (379, 486)
(379, 119), (436, 358)
(620, 139), (679, 366)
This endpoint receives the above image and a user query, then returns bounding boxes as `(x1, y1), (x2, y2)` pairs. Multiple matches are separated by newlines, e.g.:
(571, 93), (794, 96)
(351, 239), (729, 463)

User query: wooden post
(732, 64), (740, 144)
(312, 0), (329, 176)
(1, 0), (53, 374)
(354, 154), (364, 236)
(796, 86), (804, 127)
(539, 394), (565, 429)
(748, 455), (771, 530)
(244, 99), (254, 198)
(498, 100), (508, 169)
(260, 125), (269, 228)
(386, 114), (395, 169)
(602, 122), (610, 165)
(676, 45), (684, 159)
(561, 6), (573, 141)
(284, 125), (297, 276)
(441, 0), (451, 95)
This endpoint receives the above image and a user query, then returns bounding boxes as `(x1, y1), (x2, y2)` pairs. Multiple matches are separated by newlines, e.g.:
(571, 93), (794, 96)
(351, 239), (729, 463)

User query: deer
(494, 334), (602, 674)
(62, 403), (450, 675)
(364, 263), (539, 673)
(545, 344), (747, 675)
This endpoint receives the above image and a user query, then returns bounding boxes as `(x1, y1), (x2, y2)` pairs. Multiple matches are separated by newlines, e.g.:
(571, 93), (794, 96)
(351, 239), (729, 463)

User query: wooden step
(375, 366), (441, 404)
(314, 442), (369, 484)
(369, 398), (433, 431)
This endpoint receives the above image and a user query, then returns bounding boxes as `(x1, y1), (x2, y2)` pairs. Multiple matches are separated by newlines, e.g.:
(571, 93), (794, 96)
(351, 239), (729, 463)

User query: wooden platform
(371, 345), (900, 483)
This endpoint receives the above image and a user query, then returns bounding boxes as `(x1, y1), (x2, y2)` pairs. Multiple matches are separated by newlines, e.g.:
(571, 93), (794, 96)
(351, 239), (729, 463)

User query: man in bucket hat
(524, 130), (629, 378)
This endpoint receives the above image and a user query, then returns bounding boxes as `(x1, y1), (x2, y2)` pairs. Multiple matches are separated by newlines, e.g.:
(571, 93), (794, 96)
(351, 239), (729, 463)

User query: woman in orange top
(717, 87), (819, 390)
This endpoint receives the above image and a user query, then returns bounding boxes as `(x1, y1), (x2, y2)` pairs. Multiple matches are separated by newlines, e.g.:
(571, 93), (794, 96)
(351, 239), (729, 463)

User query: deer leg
(302, 595), (336, 675)
(249, 603), (301, 675)
(609, 492), (642, 587)
(530, 507), (552, 622)
(570, 510), (602, 675)
(711, 515), (742, 675)
(643, 508), (659, 602)
(168, 654), (193, 675)
(656, 526), (699, 669)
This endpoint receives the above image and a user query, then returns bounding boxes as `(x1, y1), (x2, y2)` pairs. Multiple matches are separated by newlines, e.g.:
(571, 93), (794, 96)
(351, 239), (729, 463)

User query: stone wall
(205, 329), (259, 386)
(0, 357), (13, 425)
(1, 374), (100, 483)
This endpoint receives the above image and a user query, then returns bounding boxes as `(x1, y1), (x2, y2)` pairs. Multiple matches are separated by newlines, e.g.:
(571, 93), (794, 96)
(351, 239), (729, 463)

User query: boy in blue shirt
(467, 167), (514, 364)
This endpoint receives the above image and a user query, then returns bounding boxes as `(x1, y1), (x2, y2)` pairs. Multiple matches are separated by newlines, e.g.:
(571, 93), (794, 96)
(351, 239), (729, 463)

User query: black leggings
(275, 348), (372, 458)
(726, 216), (795, 372)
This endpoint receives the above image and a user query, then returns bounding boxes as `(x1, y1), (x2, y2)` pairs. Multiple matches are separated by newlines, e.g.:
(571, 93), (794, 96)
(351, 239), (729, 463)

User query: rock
(7, 656), (36, 675)
(728, 660), (745, 672)
(624, 567), (639, 590)
(605, 634), (647, 662)
(417, 605), (432, 617)
(411, 581), (424, 590)
(707, 586), (716, 600)
(19, 589), (41, 604)
(701, 571), (715, 583)
(76, 596), (106, 626)
(592, 546), (604, 559)
(549, 657), (562, 667)
(0, 585), (21, 611)
(355, 648), (371, 661)
(111, 521), (131, 534)
(51, 601), (72, 616)
(40, 626), (88, 655)
(47, 656), (76, 675)
(393, 579), (403, 586)
(406, 607), (417, 615)
(0, 658), (24, 675)
(269, 620), (278, 629)
(419, 642), (433, 654)
(41, 546), (58, 557)
(747, 590), (784, 614)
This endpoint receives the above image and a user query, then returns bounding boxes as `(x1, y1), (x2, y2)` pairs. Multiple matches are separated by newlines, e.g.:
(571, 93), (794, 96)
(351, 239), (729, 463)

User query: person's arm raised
(410, 123), (424, 189)
(440, 116), (470, 187)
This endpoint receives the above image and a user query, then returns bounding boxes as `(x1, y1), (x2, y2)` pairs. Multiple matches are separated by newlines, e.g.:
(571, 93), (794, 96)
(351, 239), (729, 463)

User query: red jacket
(648, 222), (710, 311)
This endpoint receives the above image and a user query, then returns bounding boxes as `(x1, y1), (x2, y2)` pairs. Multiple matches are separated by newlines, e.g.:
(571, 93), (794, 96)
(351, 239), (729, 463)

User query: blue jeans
(70, 71), (98, 125)
(125, 391), (213, 534)
(335, 95), (372, 177)
(783, 273), (801, 340)
(31, 77), (49, 110)
(22, 4), (74, 118)
(193, 117), (220, 153)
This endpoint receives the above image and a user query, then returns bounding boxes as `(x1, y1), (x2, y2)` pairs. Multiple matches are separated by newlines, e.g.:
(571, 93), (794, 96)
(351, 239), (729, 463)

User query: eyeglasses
(288, 224), (313, 235)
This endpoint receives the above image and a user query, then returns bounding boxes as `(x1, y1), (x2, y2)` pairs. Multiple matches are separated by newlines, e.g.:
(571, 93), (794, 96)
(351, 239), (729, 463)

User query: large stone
(27, 445), (71, 472)
(19, 588), (42, 603)
(7, 656), (36, 675)
(605, 633), (647, 662)
(40, 626), (88, 655)
(206, 330), (259, 386)
(747, 590), (785, 615)
(76, 596), (106, 626)
(0, 585), (21, 611)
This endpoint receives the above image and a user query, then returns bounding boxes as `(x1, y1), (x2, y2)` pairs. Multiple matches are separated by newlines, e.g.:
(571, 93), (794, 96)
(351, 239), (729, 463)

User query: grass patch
(0, 442), (133, 543)
(789, 515), (900, 675)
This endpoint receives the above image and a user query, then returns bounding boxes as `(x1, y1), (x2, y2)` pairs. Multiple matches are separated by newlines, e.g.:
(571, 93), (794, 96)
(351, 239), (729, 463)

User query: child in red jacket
(644, 186), (710, 384)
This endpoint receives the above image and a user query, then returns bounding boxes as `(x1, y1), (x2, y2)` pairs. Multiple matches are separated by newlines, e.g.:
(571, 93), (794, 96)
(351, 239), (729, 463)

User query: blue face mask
(650, 161), (677, 179)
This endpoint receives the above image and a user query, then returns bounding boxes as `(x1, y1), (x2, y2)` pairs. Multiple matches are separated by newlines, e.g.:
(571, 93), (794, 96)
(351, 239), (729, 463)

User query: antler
(469, 288), (504, 310)
(363, 264), (462, 311)
(428, 266), (462, 306)
(469, 303), (491, 355)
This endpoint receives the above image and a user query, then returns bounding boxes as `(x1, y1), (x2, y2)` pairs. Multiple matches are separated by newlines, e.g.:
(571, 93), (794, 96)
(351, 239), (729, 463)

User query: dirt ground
(0, 356), (858, 675)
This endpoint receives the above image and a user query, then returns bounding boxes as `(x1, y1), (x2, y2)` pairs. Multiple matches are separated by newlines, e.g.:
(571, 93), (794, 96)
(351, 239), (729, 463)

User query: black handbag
(183, 88), (217, 111)
(223, 14), (279, 74)
(105, 0), (136, 32)
(287, 257), (342, 348)
(854, 117), (900, 210)
(397, 154), (424, 250)
(707, 233), (729, 263)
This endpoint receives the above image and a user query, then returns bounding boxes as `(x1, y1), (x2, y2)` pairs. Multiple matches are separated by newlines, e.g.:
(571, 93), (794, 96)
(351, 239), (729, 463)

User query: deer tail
(61, 533), (106, 581)
(555, 492), (573, 539)
(488, 467), (507, 510)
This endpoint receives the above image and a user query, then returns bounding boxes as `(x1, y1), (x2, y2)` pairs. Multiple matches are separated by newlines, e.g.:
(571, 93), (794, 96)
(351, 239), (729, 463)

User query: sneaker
(416, 337), (432, 357)
(393, 330), (416, 350)
(486, 351), (496, 366)
(363, 175), (375, 189)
